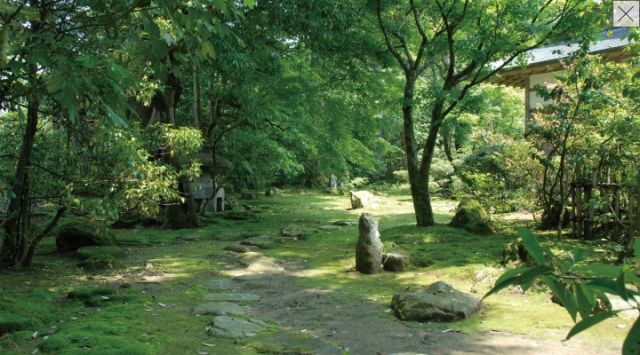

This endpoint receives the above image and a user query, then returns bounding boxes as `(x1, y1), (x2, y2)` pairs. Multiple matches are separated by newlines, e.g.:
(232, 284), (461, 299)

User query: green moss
(76, 246), (126, 260)
(67, 286), (129, 307)
(0, 311), (32, 334)
(449, 199), (494, 234)
(38, 322), (153, 354)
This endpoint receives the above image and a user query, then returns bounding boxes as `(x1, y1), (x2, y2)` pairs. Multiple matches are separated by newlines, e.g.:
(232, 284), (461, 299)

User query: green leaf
(586, 278), (619, 294)
(483, 266), (528, 299)
(576, 284), (595, 319)
(566, 310), (617, 340)
(517, 229), (545, 265)
(615, 273), (629, 301)
(104, 105), (128, 128)
(513, 265), (553, 291)
(244, 0), (256, 8)
(541, 275), (578, 321)
(623, 317), (640, 355)
(202, 41), (215, 60)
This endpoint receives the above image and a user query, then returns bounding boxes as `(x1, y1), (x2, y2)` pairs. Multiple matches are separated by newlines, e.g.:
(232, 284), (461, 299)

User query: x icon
(618, 5), (635, 22)
(613, 1), (640, 27)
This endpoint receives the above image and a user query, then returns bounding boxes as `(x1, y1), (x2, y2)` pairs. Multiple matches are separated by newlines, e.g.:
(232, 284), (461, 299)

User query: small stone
(383, 253), (411, 272)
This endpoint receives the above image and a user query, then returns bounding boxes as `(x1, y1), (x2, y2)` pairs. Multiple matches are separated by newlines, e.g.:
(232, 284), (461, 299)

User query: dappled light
(1, 0), (638, 353)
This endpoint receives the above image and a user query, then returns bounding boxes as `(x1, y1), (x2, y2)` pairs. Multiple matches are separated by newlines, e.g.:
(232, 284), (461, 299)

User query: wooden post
(524, 74), (531, 135)
(575, 165), (584, 239)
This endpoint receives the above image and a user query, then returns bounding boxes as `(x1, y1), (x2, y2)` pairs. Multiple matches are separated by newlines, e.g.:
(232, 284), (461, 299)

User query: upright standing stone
(355, 213), (383, 274)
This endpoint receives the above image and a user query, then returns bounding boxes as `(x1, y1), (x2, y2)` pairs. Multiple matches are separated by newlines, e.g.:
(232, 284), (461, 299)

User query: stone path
(192, 225), (619, 354)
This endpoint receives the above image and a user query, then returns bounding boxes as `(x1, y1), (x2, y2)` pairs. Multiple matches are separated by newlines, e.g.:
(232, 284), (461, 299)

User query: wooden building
(495, 28), (632, 128)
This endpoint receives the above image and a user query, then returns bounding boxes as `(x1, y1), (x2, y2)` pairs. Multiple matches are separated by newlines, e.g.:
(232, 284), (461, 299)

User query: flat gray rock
(241, 235), (277, 249)
(207, 316), (267, 337)
(204, 292), (261, 302)
(206, 278), (233, 290)
(193, 302), (245, 316)
(391, 281), (481, 322)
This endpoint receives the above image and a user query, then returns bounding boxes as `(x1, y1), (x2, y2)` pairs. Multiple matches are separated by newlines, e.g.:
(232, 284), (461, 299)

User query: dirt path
(220, 253), (618, 355)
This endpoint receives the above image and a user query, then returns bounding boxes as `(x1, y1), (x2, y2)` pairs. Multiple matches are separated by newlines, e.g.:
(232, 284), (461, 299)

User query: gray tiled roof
(521, 28), (630, 66)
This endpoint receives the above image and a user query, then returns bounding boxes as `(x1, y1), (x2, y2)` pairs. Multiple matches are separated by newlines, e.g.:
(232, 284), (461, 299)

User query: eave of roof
(494, 28), (633, 88)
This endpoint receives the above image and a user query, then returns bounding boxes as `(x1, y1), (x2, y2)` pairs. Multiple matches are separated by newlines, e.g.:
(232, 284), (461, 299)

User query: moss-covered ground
(0, 189), (632, 354)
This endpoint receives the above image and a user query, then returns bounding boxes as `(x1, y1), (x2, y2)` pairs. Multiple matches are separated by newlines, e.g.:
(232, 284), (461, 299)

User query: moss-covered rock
(56, 221), (116, 253)
(449, 199), (493, 235)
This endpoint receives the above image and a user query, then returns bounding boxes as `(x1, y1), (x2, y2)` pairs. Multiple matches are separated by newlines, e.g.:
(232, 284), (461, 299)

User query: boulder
(207, 316), (267, 337)
(449, 199), (493, 234)
(350, 191), (379, 209)
(383, 253), (411, 272)
(355, 213), (383, 274)
(56, 221), (116, 253)
(391, 281), (482, 322)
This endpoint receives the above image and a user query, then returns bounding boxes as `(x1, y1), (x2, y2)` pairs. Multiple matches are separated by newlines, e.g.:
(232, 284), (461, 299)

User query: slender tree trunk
(401, 76), (433, 227)
(1, 65), (39, 267)
(193, 64), (201, 129)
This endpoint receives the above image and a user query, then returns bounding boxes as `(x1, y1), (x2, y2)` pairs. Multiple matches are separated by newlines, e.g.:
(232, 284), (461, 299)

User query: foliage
(486, 229), (640, 354)
(529, 52), (640, 238)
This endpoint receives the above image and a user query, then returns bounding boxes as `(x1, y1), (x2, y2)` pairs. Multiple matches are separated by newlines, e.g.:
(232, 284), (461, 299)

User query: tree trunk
(193, 64), (202, 129)
(401, 76), (434, 227)
(1, 65), (39, 267)
(158, 73), (198, 229)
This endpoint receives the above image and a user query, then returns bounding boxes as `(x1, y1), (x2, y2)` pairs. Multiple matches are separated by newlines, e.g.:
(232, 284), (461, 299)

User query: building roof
(522, 28), (629, 66)
(495, 28), (632, 88)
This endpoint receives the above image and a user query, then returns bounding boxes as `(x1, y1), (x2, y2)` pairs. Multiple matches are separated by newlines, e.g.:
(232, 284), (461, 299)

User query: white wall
(529, 71), (564, 109)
